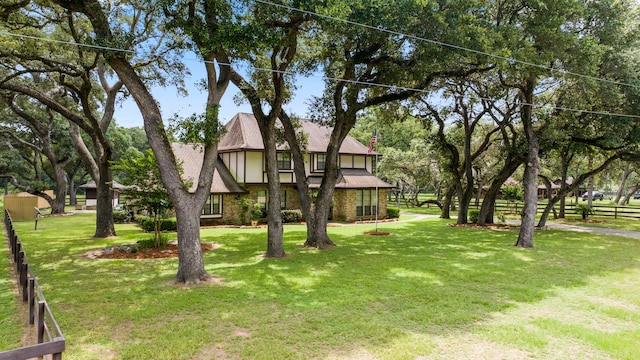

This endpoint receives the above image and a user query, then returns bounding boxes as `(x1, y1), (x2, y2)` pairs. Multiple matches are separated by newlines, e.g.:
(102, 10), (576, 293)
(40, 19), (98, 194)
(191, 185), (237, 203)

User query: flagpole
(375, 127), (379, 232)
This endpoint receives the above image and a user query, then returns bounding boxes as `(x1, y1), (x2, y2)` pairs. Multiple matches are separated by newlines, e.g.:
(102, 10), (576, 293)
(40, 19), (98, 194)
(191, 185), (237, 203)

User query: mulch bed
(364, 231), (392, 236)
(447, 223), (520, 230)
(555, 218), (611, 224)
(83, 242), (221, 259)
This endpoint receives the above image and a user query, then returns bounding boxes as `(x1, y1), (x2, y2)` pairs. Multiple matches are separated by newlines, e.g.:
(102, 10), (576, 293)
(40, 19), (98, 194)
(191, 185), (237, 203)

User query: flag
(368, 130), (377, 154)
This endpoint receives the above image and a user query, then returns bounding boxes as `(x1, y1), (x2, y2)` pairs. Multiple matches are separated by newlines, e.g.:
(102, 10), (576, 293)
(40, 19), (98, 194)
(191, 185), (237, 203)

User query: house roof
(218, 112), (375, 155)
(172, 143), (247, 194)
(79, 180), (126, 189)
(308, 169), (394, 189)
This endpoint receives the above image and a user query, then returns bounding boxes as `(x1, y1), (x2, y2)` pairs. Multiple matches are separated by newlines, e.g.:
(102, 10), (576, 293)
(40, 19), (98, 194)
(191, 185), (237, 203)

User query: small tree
(112, 150), (174, 247)
(502, 183), (524, 213)
(575, 204), (595, 220)
(236, 196), (252, 226)
(250, 203), (263, 227)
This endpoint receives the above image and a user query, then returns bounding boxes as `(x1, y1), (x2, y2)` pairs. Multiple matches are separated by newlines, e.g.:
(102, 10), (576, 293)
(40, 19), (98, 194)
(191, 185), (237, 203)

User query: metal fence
(1, 209), (65, 360)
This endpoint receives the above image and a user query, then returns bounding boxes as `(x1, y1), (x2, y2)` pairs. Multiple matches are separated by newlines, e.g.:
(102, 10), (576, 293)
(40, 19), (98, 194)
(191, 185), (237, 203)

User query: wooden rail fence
(1, 209), (65, 360)
(489, 202), (640, 220)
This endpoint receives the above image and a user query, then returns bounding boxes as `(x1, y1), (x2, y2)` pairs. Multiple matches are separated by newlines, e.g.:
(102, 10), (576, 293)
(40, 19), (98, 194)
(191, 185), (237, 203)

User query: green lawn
(3, 212), (640, 359)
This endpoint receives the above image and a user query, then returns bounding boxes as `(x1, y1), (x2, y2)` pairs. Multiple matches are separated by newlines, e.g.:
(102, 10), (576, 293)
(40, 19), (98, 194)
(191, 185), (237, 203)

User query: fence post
(14, 242), (21, 268)
(615, 207), (618, 219)
(37, 301), (45, 344)
(29, 278), (36, 325)
(16, 249), (24, 274)
(21, 262), (29, 302)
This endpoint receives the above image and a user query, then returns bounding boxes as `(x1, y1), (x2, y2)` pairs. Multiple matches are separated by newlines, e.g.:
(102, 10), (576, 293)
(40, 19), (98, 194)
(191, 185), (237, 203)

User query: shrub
(141, 218), (177, 232)
(112, 209), (131, 223)
(575, 204), (594, 220)
(134, 214), (150, 224)
(281, 209), (303, 223)
(137, 235), (168, 249)
(469, 209), (480, 224)
(387, 207), (400, 219)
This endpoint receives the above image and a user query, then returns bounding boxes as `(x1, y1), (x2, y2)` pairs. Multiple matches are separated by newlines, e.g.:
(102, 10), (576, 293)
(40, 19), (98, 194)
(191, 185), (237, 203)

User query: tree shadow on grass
(10, 215), (640, 359)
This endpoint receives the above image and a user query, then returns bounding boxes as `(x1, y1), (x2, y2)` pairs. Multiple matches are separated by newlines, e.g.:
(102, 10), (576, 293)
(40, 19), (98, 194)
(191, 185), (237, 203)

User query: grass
(2, 212), (640, 359)
(0, 220), (23, 351)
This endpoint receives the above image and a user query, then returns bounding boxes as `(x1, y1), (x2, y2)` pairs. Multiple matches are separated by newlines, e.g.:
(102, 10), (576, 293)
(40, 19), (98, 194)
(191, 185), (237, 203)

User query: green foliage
(378, 140), (434, 205)
(141, 218), (177, 232)
(112, 149), (174, 246)
(387, 207), (400, 219)
(133, 214), (150, 224)
(235, 196), (252, 225)
(469, 209), (480, 224)
(9, 212), (640, 359)
(112, 149), (173, 218)
(281, 209), (303, 223)
(250, 203), (263, 220)
(502, 184), (524, 202)
(112, 209), (131, 223)
(137, 236), (169, 249)
(169, 107), (225, 146)
(575, 204), (595, 220)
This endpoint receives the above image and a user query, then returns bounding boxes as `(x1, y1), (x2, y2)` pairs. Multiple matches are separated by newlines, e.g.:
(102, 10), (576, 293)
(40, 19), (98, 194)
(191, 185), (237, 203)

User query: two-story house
(173, 112), (394, 225)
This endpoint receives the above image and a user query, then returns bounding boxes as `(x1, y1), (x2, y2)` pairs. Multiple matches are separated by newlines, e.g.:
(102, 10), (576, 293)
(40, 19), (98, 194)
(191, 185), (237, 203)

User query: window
(257, 190), (267, 215)
(277, 152), (292, 170)
(316, 154), (326, 171)
(202, 194), (222, 216)
(356, 190), (377, 217)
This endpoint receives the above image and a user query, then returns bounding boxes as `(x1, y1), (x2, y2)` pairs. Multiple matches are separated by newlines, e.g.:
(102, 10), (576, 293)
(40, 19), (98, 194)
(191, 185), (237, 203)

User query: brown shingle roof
(218, 112), (374, 154)
(308, 169), (394, 189)
(172, 143), (246, 194)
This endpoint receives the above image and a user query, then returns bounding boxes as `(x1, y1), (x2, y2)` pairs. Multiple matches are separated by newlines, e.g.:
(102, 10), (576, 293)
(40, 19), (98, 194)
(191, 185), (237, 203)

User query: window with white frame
(316, 154), (326, 171)
(277, 152), (292, 170)
(202, 194), (222, 216)
(355, 189), (377, 216)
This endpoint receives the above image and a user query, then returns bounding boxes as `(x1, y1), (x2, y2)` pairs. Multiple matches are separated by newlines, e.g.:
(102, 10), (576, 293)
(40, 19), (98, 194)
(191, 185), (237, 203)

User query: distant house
(78, 180), (125, 209)
(174, 112), (394, 225)
(537, 177), (579, 199)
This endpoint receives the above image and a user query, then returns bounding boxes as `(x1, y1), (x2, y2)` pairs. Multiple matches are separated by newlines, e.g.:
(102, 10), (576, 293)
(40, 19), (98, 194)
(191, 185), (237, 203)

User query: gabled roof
(308, 169), (394, 189)
(172, 143), (247, 194)
(79, 180), (127, 189)
(218, 112), (374, 155)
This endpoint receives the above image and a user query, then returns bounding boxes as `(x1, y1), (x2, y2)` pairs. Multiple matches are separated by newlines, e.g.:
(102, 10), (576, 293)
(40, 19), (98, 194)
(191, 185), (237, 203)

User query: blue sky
(114, 64), (323, 128)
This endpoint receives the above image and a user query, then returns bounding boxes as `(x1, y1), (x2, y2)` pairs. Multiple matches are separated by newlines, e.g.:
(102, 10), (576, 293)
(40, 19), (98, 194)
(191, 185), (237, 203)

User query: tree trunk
(441, 186), (455, 219)
(614, 162), (631, 204)
(515, 77), (538, 248)
(174, 203), (209, 284)
(94, 158), (115, 238)
(477, 158), (522, 225)
(305, 174), (337, 249)
(262, 124), (285, 258)
(51, 164), (68, 214)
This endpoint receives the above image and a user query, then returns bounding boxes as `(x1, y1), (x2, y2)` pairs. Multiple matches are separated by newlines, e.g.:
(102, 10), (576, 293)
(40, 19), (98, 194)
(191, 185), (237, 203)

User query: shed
(4, 191), (53, 221)
(78, 180), (125, 208)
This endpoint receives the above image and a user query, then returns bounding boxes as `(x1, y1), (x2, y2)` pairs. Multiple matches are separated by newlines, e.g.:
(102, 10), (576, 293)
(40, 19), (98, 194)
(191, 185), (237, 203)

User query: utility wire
(254, 0), (637, 88)
(2, 29), (638, 119)
(210, 60), (640, 119)
(0, 31), (135, 53)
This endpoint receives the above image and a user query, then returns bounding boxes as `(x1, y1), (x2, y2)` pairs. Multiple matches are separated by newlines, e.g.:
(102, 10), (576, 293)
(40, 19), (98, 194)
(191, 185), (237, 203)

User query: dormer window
(277, 152), (292, 170)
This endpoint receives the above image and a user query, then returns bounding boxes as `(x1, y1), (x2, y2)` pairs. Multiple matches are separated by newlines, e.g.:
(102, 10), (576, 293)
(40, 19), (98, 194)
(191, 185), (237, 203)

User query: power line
(2, 29), (638, 119)
(254, 0), (637, 88)
(210, 60), (640, 119)
(0, 31), (135, 53)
